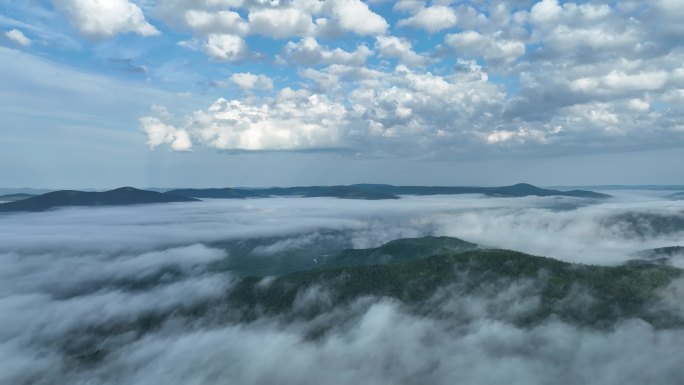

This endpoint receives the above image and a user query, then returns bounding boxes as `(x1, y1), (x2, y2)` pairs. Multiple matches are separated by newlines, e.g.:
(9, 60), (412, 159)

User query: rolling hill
(77, 235), (674, 335)
(228, 242), (682, 328)
(326, 236), (479, 268)
(208, 235), (479, 276)
(62, 235), (684, 365)
(0, 187), (199, 212)
(207, 235), (683, 329)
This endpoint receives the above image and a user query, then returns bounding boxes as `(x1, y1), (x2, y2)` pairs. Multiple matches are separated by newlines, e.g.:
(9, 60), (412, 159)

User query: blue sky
(1, 0), (683, 188)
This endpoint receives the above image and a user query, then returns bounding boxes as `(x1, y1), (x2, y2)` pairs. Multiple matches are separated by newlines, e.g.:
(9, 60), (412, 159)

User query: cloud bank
(1, 192), (684, 384)
(127, 0), (684, 156)
(5, 1), (684, 172)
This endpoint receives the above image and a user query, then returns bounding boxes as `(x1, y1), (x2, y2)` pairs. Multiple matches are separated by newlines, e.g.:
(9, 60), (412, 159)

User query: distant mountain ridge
(353, 183), (610, 198)
(168, 183), (610, 200)
(0, 187), (198, 212)
(0, 183), (610, 212)
(0, 193), (36, 202)
(167, 185), (400, 200)
(550, 185), (684, 191)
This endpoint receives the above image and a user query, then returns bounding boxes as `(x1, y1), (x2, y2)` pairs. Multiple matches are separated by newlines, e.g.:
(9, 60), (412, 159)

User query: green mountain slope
(62, 236), (684, 365)
(208, 235), (479, 276)
(229, 248), (682, 328)
(327, 236), (478, 268)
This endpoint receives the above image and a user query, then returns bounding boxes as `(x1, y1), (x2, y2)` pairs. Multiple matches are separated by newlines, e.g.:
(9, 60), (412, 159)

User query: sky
(1, 0), (683, 188)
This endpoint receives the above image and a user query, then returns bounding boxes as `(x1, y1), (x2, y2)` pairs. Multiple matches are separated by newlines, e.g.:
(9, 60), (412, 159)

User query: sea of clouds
(1, 192), (684, 384)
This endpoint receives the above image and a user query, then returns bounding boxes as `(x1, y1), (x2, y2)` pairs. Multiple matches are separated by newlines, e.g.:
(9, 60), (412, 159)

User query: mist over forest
(2, 191), (684, 384)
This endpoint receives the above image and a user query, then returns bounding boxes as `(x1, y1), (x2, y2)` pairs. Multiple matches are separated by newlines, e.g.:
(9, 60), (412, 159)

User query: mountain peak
(506, 183), (542, 190)
(110, 186), (140, 192)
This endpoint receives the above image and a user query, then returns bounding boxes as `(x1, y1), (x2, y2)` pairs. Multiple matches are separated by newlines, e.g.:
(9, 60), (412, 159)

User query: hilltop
(210, 235), (480, 276)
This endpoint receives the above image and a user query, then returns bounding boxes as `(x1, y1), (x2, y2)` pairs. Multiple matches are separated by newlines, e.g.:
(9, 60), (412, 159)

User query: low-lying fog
(1, 191), (683, 384)
(2, 191), (683, 264)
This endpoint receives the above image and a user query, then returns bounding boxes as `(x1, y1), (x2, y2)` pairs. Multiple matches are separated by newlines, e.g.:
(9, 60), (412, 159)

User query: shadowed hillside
(168, 183), (610, 200)
(0, 187), (198, 212)
(168, 185), (399, 200)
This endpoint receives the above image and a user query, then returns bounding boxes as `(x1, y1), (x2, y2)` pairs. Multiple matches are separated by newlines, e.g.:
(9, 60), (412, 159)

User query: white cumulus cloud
(142, 88), (348, 151)
(140, 116), (193, 151)
(51, 0), (160, 39)
(283, 37), (372, 66)
(204, 33), (247, 61)
(327, 0), (388, 36)
(230, 72), (274, 91)
(4, 29), (31, 46)
(375, 35), (429, 66)
(445, 31), (526, 63)
(248, 7), (315, 38)
(184, 9), (249, 36)
(397, 5), (458, 33)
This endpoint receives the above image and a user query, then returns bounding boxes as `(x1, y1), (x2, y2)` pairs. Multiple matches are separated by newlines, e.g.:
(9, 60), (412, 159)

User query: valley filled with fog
(3, 191), (683, 264)
(2, 191), (684, 384)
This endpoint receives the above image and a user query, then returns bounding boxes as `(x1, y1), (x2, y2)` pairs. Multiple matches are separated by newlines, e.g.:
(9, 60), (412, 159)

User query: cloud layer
(127, 0), (684, 155)
(4, 1), (684, 166)
(1, 192), (684, 384)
